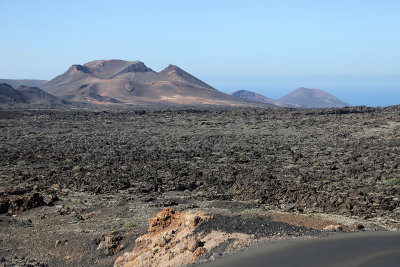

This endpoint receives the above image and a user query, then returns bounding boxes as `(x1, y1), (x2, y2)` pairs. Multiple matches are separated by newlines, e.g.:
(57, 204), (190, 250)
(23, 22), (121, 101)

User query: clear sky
(1, 0), (399, 106)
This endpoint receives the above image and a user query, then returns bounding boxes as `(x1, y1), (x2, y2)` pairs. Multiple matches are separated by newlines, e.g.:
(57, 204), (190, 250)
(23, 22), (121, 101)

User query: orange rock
(148, 208), (180, 235)
(114, 209), (251, 267)
(187, 237), (200, 252)
(193, 247), (207, 258)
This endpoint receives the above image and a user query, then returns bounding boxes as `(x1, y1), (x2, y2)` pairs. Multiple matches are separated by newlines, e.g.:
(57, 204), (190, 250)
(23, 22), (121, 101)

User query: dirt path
(201, 231), (400, 267)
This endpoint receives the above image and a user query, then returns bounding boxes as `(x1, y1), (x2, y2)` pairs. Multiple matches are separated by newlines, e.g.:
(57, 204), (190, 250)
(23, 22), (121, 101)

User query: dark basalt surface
(0, 105), (399, 219)
(194, 214), (317, 238)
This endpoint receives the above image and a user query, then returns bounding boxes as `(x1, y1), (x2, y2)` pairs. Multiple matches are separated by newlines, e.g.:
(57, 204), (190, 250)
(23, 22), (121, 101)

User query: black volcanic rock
(68, 64), (91, 74)
(277, 87), (349, 108)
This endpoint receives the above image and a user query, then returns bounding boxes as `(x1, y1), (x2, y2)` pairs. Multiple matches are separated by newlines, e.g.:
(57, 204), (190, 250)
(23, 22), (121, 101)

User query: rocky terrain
(114, 207), (335, 267)
(0, 105), (399, 266)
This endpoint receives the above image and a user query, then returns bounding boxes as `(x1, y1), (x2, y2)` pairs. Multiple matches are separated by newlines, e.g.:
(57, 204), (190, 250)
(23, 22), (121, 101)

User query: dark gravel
(195, 214), (317, 238)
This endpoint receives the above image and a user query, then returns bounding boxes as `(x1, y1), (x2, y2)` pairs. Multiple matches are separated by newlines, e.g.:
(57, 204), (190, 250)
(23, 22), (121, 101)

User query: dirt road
(203, 231), (400, 267)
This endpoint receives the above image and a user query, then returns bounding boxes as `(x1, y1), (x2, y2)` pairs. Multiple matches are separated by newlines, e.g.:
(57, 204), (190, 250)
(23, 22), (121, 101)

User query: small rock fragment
(96, 232), (124, 256)
(354, 222), (365, 231)
(187, 237), (200, 252)
(323, 224), (343, 231)
(193, 247), (206, 257)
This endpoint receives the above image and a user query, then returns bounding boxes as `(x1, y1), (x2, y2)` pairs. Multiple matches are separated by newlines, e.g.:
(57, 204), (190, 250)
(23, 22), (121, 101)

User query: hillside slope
(0, 83), (68, 105)
(231, 90), (303, 107)
(42, 60), (272, 106)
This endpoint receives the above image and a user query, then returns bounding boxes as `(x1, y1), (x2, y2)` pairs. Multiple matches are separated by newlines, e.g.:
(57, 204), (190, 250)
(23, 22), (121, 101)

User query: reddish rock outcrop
(114, 208), (252, 267)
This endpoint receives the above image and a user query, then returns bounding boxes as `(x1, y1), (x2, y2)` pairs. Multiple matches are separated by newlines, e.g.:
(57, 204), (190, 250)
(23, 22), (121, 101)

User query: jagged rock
(0, 192), (46, 214)
(96, 231), (124, 256)
(114, 208), (255, 267)
(193, 247), (207, 257)
(354, 222), (365, 231)
(187, 236), (202, 252)
(44, 194), (59, 206)
(0, 201), (9, 214)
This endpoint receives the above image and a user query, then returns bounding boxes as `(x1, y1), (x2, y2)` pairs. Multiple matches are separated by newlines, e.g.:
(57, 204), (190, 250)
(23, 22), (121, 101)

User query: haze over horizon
(1, 0), (399, 107)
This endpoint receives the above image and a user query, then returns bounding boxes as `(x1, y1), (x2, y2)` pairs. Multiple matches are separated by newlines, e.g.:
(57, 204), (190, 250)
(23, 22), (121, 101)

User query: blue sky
(0, 0), (399, 106)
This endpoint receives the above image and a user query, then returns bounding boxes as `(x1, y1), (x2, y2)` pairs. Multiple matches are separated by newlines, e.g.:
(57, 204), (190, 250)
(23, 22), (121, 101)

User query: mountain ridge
(231, 90), (303, 108)
(0, 79), (48, 88)
(0, 83), (68, 105)
(232, 88), (348, 108)
(41, 59), (271, 106)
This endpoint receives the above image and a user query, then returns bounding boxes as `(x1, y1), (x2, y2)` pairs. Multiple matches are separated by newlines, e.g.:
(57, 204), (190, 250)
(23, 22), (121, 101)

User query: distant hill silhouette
(2, 63), (349, 108)
(0, 79), (48, 88)
(232, 88), (348, 108)
(277, 87), (349, 108)
(231, 90), (303, 107)
(0, 83), (68, 105)
(42, 59), (273, 106)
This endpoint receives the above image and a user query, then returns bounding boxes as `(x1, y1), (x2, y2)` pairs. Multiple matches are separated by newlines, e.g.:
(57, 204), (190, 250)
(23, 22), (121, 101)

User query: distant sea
(322, 87), (400, 107)
(212, 76), (400, 107)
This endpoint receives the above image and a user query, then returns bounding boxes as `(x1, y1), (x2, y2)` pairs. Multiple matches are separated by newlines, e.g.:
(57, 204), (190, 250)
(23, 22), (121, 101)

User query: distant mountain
(42, 59), (272, 106)
(232, 90), (277, 104)
(0, 79), (48, 88)
(231, 90), (302, 107)
(0, 84), (27, 103)
(0, 83), (68, 105)
(231, 88), (348, 108)
(277, 87), (349, 108)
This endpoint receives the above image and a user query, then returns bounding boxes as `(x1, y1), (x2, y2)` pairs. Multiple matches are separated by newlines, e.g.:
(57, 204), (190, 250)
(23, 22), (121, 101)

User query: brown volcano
(277, 87), (349, 108)
(231, 90), (303, 107)
(42, 60), (270, 106)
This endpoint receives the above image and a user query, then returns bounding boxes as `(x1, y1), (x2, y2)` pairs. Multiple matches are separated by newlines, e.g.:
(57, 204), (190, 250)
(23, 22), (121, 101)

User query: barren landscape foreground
(1, 105), (400, 266)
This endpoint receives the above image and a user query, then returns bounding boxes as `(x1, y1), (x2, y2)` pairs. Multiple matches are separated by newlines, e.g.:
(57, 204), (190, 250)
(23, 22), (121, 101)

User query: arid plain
(1, 105), (399, 266)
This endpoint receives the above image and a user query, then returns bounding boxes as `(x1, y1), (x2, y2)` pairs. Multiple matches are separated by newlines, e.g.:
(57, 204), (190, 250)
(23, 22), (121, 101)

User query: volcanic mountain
(231, 90), (303, 107)
(232, 90), (277, 104)
(277, 87), (349, 108)
(0, 83), (68, 105)
(42, 60), (269, 106)
(0, 79), (48, 88)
